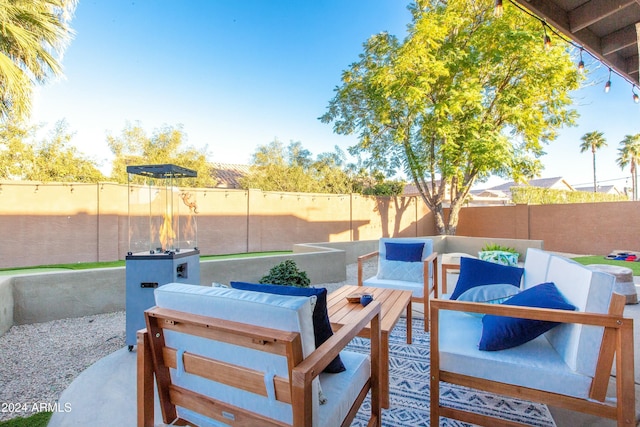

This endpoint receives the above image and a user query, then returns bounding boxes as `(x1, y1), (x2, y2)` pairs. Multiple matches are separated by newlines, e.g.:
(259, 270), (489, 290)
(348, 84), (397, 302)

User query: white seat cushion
(363, 277), (424, 298)
(438, 310), (593, 398)
(318, 351), (370, 427)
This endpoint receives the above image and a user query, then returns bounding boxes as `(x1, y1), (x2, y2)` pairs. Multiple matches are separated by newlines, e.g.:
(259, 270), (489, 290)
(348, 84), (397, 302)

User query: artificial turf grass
(0, 251), (292, 274)
(572, 255), (640, 276)
(0, 411), (52, 427)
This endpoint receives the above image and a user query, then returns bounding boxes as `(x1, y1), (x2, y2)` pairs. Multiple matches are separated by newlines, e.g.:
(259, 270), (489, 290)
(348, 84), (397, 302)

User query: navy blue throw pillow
(450, 257), (524, 300)
(479, 282), (577, 351)
(385, 242), (424, 262)
(229, 281), (345, 373)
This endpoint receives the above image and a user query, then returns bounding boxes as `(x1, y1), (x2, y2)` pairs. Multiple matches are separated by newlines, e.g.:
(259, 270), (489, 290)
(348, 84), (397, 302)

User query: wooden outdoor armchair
(357, 237), (438, 331)
(430, 250), (636, 427)
(137, 283), (382, 427)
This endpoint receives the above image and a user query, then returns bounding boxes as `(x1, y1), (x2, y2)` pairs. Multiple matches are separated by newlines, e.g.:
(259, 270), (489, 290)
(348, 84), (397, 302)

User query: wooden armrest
(295, 301), (381, 379)
(357, 251), (379, 286)
(423, 251), (439, 300)
(292, 301), (382, 427)
(430, 296), (627, 327)
(440, 263), (460, 295)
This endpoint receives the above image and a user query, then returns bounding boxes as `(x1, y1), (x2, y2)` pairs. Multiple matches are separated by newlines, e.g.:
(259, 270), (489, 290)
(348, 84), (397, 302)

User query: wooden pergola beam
(602, 25), (637, 55)
(569, 0), (636, 33)
(512, 0), (640, 86)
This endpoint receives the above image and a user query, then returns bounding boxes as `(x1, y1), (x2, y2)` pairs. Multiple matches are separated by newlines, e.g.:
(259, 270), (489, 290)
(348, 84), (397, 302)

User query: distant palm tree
(616, 134), (640, 201)
(579, 131), (607, 192)
(0, 0), (77, 121)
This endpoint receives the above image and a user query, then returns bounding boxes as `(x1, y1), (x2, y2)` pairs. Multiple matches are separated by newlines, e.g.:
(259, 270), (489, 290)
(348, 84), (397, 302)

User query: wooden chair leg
(616, 319), (636, 427)
(137, 330), (154, 427)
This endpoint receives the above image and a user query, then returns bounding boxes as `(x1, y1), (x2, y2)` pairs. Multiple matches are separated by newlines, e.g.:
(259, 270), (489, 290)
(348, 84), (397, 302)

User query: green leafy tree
(617, 134), (640, 201)
(579, 131), (607, 192)
(241, 139), (355, 194)
(108, 122), (216, 187)
(320, 0), (581, 234)
(0, 0), (77, 121)
(0, 120), (104, 182)
(0, 122), (33, 179)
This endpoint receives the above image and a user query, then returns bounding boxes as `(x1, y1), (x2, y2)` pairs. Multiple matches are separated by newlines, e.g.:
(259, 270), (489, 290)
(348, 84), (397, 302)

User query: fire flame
(159, 212), (175, 251)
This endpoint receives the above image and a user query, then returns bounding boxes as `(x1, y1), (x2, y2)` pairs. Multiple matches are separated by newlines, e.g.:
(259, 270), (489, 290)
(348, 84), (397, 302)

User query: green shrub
(259, 259), (310, 287)
(511, 186), (628, 204)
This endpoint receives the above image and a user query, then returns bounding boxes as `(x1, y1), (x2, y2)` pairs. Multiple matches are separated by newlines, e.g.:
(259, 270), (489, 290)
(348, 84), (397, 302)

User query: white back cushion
(523, 248), (552, 290)
(154, 283), (318, 427)
(542, 256), (614, 376)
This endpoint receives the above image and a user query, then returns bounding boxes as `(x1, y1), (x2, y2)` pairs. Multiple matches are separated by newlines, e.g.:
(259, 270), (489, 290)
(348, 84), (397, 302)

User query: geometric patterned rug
(346, 317), (557, 427)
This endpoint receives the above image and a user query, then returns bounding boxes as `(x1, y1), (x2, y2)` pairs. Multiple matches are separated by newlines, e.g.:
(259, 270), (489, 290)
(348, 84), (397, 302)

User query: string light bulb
(507, 0), (638, 103)
(494, 0), (503, 17)
(604, 69), (612, 93)
(633, 86), (639, 103)
(578, 48), (585, 73)
(542, 24), (551, 49)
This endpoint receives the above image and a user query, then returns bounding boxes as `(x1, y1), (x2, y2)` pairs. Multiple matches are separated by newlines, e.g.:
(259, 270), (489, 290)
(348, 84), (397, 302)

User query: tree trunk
(433, 204), (447, 235)
(446, 199), (464, 235)
(592, 151), (597, 192)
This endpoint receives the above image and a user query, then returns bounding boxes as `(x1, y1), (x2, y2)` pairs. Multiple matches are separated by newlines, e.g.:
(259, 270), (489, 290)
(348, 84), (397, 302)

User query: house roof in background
(512, 0), (640, 86)
(574, 184), (624, 194)
(212, 163), (250, 189)
(487, 176), (575, 192)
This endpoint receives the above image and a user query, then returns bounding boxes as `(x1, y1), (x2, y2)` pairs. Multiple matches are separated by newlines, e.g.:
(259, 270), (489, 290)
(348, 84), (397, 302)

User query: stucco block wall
(4, 244), (348, 332)
(12, 269), (125, 325)
(201, 248), (346, 287)
(0, 278), (13, 335)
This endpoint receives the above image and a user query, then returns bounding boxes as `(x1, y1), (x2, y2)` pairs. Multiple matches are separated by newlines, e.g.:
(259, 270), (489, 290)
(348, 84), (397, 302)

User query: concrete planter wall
(0, 236), (544, 337)
(0, 244), (347, 336)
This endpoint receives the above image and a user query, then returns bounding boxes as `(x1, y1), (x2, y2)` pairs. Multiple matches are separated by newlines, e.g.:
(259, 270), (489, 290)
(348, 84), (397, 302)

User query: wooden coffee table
(327, 285), (412, 409)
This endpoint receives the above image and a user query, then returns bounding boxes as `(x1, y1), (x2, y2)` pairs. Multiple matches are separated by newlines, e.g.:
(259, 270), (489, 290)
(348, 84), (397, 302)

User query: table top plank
(327, 285), (412, 335)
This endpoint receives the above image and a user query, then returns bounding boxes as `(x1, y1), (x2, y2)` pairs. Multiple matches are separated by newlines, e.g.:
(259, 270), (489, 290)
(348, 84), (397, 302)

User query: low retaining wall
(0, 278), (13, 336)
(0, 236), (544, 337)
(1, 244), (347, 336)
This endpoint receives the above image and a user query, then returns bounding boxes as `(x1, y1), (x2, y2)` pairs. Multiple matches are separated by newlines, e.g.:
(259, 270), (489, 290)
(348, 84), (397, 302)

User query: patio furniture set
(137, 238), (636, 427)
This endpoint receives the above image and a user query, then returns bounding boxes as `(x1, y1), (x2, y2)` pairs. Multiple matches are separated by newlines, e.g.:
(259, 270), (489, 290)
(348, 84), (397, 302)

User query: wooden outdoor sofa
(137, 283), (382, 427)
(430, 248), (636, 426)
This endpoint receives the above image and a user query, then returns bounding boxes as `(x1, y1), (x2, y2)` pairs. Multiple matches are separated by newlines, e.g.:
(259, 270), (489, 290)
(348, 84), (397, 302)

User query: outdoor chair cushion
(438, 309), (595, 399)
(479, 282), (576, 351)
(384, 241), (425, 262)
(229, 281), (345, 373)
(375, 237), (433, 283)
(450, 257), (524, 300)
(457, 283), (520, 317)
(522, 248), (552, 290)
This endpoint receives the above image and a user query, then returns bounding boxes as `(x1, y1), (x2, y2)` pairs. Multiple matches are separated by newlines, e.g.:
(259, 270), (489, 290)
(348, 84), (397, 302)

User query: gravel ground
(0, 262), (376, 422)
(0, 312), (126, 422)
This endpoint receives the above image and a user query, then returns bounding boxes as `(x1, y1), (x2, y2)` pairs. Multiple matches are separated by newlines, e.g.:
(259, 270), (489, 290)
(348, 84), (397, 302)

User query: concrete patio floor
(47, 282), (640, 427)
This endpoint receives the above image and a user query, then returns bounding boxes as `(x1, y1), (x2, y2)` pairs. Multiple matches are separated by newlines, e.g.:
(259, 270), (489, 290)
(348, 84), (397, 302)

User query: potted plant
(259, 259), (311, 287)
(478, 243), (520, 267)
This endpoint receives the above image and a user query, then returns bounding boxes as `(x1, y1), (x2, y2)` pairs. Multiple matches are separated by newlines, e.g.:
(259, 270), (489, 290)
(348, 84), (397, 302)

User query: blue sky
(30, 1), (640, 190)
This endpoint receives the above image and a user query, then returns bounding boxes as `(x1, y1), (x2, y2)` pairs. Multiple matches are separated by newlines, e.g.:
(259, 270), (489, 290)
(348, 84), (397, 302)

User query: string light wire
(501, 0), (639, 99)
